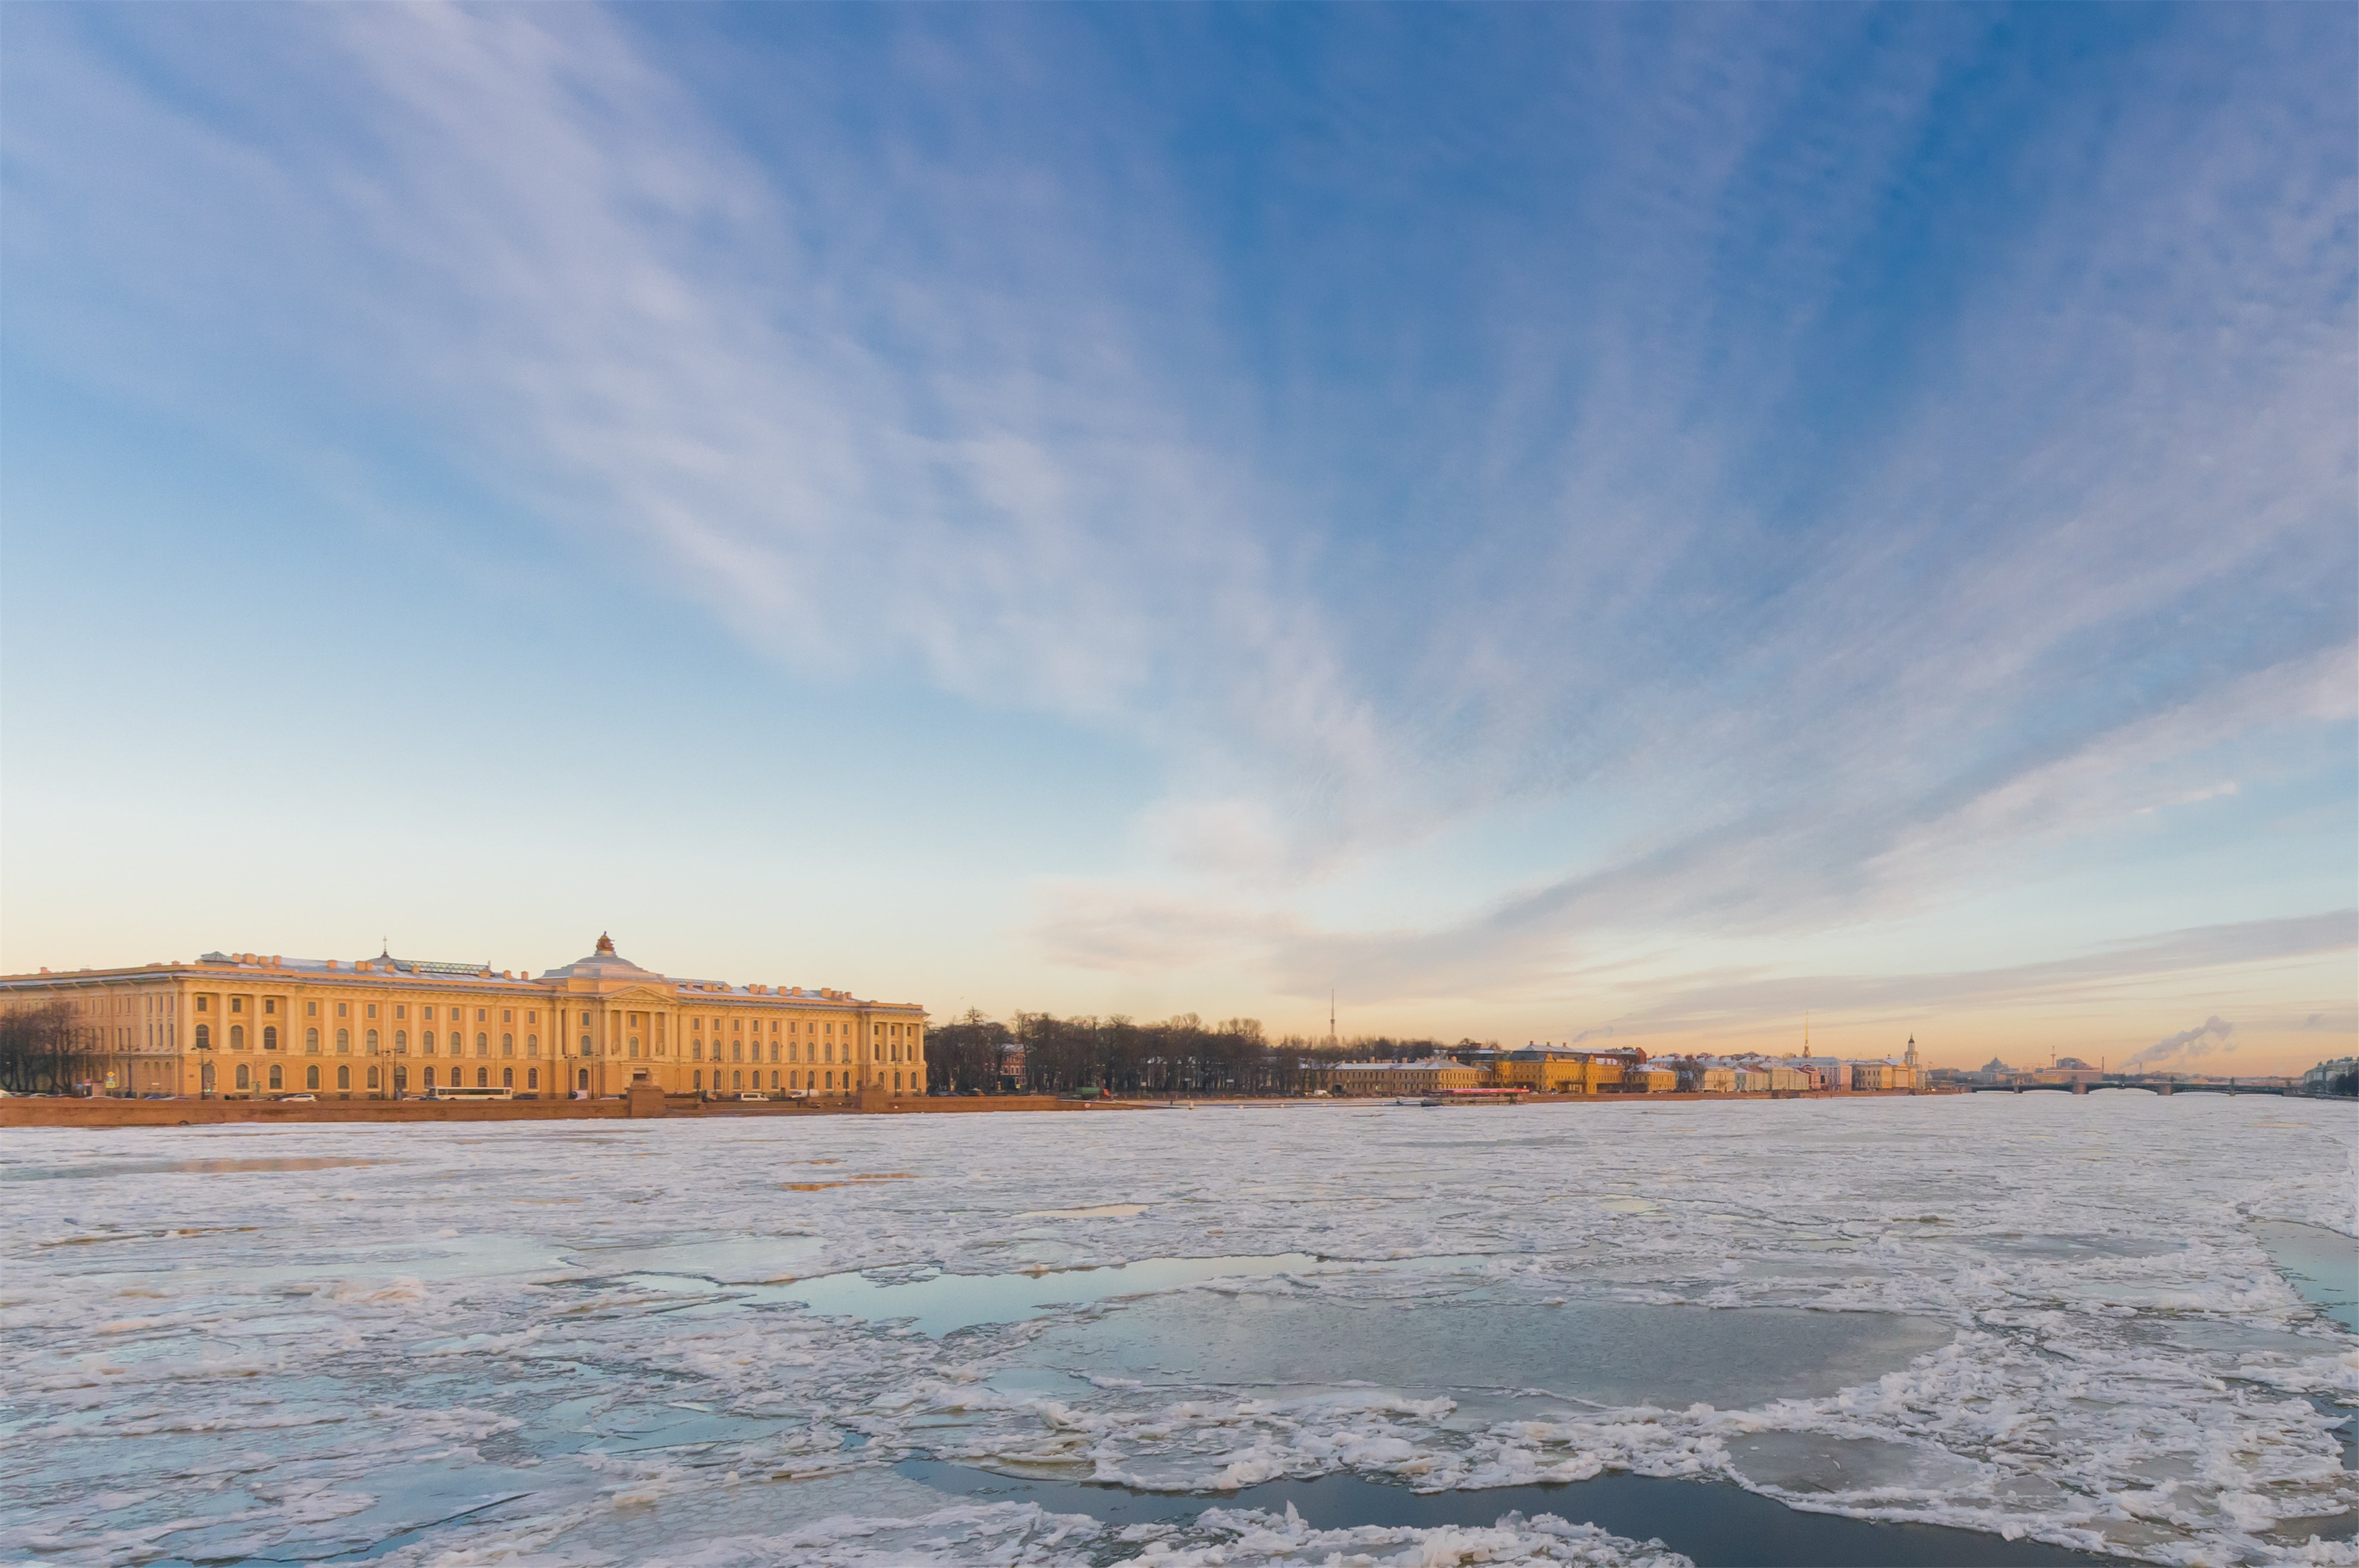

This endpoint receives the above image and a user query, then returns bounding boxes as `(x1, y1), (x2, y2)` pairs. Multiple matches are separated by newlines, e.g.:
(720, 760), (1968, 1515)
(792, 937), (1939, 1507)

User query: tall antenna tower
(1329, 990), (1337, 1049)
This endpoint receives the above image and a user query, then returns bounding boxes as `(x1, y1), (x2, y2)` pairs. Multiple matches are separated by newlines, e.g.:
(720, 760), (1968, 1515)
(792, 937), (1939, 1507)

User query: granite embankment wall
(0, 1086), (1952, 1130)
(0, 1094), (1090, 1130)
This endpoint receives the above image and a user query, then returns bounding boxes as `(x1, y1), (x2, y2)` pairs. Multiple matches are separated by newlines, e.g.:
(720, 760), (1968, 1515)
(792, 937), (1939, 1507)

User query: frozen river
(2, 1093), (2352, 1566)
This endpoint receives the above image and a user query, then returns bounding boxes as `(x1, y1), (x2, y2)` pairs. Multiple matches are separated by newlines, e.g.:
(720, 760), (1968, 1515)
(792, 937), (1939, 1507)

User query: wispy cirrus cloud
(4, 7), (2351, 1039)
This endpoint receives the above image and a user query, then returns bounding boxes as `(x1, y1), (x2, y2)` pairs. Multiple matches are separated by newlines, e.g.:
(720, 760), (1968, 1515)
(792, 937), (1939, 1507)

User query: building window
(424, 1067), (436, 1088)
(365, 1004), (377, 1020)
(307, 1066), (320, 1089)
(393, 1066), (406, 1092)
(502, 1033), (514, 1057)
(476, 1067), (488, 1088)
(306, 1000), (317, 1016)
(337, 1066), (350, 1089)
(394, 1030), (407, 1053)
(527, 1068), (537, 1089)
(527, 1034), (538, 1057)
(476, 1009), (487, 1023)
(366, 1066), (379, 1089)
(527, 1010), (538, 1024)
(394, 1004), (406, 1020)
(196, 996), (210, 1013)
(580, 1034), (592, 1056)
(195, 1023), (211, 1049)
(731, 1041), (742, 1063)
(502, 1068), (513, 1088)
(476, 1033), (488, 1057)
(305, 1028), (320, 1053)
(366, 1029), (379, 1054)
(628, 1036), (640, 1059)
(577, 1068), (589, 1090)
(262, 1025), (277, 1051)
(732, 1071), (742, 1090)
(692, 1042), (703, 1062)
(236, 1064), (250, 1089)
(502, 1009), (513, 1024)
(337, 1029), (350, 1054)
(229, 1025), (246, 1050)
(230, 997), (244, 1014)
(264, 998), (277, 1016)
(771, 1070), (780, 1089)
(337, 1003), (348, 1018)
(693, 1070), (704, 1090)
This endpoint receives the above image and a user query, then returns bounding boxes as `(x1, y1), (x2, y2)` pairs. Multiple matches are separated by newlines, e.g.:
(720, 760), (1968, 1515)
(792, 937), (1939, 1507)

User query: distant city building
(1494, 1049), (1624, 1094)
(0, 935), (925, 1101)
(1325, 1058), (1483, 1096)
(2300, 1056), (2358, 1095)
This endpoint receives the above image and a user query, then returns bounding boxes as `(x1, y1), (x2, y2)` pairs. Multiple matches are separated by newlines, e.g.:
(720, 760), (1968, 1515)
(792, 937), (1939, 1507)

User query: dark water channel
(899, 1458), (2108, 1566)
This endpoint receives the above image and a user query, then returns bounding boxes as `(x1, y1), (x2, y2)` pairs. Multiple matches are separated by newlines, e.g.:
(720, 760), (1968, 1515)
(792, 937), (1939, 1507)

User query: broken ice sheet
(0, 1094), (2352, 1566)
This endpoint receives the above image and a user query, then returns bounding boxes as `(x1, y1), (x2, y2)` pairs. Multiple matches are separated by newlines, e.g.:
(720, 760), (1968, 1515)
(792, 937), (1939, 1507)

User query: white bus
(423, 1085), (515, 1101)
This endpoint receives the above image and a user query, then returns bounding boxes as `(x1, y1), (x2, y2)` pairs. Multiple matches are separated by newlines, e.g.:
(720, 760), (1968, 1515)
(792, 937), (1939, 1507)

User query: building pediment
(595, 984), (678, 1007)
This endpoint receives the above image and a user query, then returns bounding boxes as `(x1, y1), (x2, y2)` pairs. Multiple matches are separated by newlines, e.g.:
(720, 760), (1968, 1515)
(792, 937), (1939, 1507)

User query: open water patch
(896, 1458), (2107, 1566)
(616, 1252), (1339, 1336)
(2254, 1220), (2359, 1332)
(763, 1251), (1340, 1335)
(1019, 1295), (1956, 1409)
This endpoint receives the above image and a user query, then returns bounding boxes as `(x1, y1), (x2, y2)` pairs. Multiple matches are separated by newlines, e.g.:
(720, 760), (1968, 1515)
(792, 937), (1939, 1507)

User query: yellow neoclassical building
(0, 934), (926, 1101)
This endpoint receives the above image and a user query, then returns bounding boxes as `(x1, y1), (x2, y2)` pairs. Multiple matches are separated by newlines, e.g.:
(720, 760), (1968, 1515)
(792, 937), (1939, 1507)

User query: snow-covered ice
(2, 1092), (2351, 1565)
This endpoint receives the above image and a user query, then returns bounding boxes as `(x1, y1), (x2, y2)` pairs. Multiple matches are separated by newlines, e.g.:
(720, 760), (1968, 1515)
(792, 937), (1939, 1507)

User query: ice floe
(0, 1092), (2351, 1564)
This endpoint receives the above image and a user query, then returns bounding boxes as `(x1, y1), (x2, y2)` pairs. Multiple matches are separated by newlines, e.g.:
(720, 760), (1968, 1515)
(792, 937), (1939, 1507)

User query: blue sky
(4, 5), (2352, 1070)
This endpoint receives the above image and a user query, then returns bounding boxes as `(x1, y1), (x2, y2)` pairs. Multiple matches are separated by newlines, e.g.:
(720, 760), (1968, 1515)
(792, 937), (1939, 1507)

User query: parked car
(278, 1093), (317, 1102)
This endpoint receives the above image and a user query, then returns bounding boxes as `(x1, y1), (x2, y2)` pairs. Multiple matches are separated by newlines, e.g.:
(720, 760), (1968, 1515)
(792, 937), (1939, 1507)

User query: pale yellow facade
(0, 935), (926, 1101)
(1329, 1059), (1484, 1096)
(1494, 1055), (1625, 1093)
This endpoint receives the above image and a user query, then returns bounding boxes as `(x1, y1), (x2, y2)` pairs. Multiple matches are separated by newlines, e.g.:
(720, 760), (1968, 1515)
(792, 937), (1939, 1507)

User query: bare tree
(0, 1001), (99, 1095)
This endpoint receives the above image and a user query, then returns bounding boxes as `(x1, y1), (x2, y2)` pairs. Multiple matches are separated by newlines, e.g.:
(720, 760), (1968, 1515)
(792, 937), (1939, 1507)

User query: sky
(2, 5), (2353, 1074)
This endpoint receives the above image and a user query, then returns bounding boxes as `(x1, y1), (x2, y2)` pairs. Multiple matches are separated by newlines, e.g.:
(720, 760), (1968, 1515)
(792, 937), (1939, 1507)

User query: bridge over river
(1971, 1075), (2293, 1096)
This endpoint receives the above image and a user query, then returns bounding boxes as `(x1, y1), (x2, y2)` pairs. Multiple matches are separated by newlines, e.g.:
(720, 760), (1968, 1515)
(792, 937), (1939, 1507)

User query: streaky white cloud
(4, 7), (2351, 1030)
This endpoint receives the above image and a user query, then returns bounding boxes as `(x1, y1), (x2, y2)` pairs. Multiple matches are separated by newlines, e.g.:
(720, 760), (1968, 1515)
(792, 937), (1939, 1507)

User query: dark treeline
(0, 1001), (100, 1095)
(925, 1008), (1484, 1096)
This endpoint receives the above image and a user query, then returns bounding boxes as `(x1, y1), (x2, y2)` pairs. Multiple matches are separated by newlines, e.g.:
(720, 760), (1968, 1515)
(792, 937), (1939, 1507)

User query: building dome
(539, 934), (665, 983)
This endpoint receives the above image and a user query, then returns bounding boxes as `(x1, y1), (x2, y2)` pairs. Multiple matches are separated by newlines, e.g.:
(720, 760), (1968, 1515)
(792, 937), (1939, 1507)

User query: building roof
(538, 932), (667, 985)
(1, 935), (923, 1014)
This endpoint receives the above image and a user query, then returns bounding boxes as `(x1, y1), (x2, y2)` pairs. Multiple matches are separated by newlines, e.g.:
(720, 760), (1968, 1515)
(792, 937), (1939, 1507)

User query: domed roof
(539, 932), (666, 984)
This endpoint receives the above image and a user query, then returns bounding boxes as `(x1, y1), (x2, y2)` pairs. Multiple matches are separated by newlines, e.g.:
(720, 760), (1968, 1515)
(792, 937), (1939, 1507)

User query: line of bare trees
(0, 1001), (100, 1095)
(924, 1008), (1481, 1096)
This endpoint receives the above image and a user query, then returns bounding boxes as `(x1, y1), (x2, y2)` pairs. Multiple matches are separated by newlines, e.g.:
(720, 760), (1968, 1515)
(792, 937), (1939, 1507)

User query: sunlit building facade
(0, 934), (925, 1101)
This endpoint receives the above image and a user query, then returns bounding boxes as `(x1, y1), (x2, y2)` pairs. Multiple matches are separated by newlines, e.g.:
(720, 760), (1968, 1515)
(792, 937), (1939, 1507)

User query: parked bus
(424, 1085), (515, 1101)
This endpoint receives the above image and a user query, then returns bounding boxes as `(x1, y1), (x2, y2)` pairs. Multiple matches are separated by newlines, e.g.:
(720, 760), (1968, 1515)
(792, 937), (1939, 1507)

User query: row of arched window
(194, 1024), (543, 1057)
(219, 1063), (548, 1094)
(678, 1068), (911, 1092)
